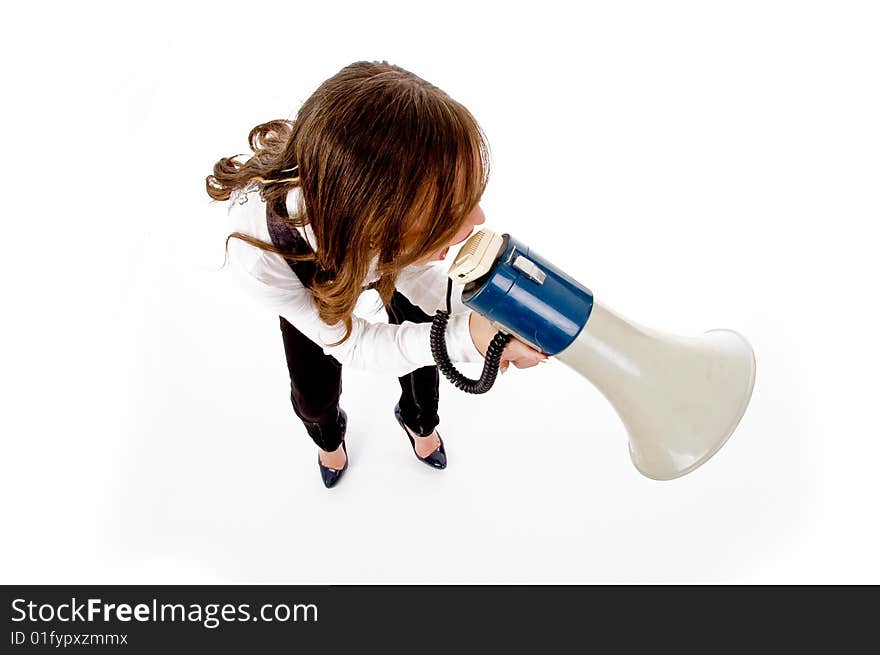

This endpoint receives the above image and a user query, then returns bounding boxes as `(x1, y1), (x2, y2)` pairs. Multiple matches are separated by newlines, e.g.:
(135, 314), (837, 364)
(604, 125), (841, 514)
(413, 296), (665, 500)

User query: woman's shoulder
(226, 182), (269, 238)
(226, 185), (315, 245)
(225, 186), (323, 289)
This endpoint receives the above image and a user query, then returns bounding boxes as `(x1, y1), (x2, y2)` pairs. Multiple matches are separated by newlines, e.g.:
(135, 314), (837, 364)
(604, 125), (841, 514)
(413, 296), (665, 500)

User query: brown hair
(206, 60), (490, 345)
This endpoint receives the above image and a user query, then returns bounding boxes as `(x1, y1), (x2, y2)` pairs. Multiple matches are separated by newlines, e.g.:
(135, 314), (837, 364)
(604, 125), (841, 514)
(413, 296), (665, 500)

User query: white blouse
(224, 184), (484, 377)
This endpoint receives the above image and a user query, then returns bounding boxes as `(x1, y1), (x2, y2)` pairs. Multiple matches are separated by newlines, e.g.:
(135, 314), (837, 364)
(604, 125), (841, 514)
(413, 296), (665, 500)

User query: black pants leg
(385, 291), (440, 437)
(279, 316), (346, 452)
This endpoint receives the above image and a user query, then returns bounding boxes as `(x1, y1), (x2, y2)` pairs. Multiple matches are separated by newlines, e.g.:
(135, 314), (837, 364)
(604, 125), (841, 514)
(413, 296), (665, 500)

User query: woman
(206, 61), (546, 488)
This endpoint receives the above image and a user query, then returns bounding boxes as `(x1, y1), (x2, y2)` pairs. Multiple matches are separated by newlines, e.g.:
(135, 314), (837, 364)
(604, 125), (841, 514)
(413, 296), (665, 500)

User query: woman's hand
(469, 312), (548, 373)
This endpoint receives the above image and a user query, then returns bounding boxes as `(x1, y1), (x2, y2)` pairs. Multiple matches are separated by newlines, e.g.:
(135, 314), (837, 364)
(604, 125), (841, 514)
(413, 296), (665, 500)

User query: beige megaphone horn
(436, 229), (756, 480)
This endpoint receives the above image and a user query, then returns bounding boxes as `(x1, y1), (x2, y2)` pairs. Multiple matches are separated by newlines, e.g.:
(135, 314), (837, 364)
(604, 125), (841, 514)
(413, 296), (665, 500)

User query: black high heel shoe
(318, 440), (347, 488)
(393, 403), (447, 469)
(317, 409), (348, 488)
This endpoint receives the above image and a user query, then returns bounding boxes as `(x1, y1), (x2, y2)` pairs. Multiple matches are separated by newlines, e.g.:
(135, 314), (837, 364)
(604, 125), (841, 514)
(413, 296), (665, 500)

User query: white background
(2, 0), (878, 583)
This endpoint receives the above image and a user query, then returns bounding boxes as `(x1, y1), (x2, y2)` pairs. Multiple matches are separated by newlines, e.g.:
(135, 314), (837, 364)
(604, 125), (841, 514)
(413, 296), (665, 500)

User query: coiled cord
(430, 278), (512, 394)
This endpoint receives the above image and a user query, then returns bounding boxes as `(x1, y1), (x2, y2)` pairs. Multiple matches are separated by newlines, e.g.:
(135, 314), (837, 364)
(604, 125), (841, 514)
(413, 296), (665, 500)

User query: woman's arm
(227, 248), (483, 377)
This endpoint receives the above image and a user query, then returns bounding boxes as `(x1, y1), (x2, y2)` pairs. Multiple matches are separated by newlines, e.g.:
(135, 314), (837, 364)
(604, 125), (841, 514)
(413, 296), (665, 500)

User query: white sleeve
(227, 245), (483, 378)
(394, 261), (471, 315)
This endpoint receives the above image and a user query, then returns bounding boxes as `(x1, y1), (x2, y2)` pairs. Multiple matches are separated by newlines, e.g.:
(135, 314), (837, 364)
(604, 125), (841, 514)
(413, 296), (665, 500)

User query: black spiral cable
(430, 278), (512, 394)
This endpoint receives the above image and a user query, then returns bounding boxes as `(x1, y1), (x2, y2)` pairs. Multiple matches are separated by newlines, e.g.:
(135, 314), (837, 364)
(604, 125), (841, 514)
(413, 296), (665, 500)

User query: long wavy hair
(206, 60), (490, 346)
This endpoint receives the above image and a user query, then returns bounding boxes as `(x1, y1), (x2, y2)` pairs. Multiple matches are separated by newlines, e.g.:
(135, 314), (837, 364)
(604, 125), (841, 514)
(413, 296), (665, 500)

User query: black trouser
(279, 290), (440, 452)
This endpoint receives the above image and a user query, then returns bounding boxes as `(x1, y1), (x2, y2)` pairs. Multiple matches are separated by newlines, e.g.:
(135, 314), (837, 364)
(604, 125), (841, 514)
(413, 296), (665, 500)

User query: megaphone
(431, 230), (756, 480)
